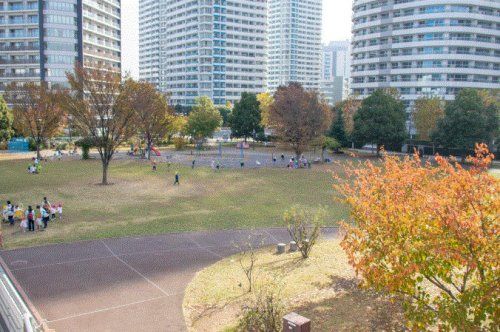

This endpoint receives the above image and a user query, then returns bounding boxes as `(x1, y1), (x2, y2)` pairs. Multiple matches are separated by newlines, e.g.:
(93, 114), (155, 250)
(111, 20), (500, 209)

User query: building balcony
(0, 45), (39, 52)
(0, 58), (39, 65)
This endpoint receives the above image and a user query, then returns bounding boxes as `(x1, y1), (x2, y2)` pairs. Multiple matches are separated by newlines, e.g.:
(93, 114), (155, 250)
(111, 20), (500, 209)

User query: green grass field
(0, 158), (348, 248)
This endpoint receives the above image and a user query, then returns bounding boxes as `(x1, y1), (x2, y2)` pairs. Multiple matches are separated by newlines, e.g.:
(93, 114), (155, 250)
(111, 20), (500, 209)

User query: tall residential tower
(268, 0), (322, 92)
(139, 0), (267, 107)
(0, 0), (121, 92)
(350, 0), (499, 109)
(321, 40), (351, 105)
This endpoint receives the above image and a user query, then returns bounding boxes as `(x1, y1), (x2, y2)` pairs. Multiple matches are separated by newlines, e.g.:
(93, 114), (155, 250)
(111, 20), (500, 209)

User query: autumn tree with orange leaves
(5, 82), (64, 159)
(335, 144), (499, 330)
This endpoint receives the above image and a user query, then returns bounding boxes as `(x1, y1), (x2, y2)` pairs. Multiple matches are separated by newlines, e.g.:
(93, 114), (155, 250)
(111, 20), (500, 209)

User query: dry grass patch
(183, 238), (404, 332)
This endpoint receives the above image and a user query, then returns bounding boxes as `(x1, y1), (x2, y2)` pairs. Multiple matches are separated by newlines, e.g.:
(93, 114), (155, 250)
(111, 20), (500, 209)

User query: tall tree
(336, 144), (499, 330)
(352, 89), (406, 156)
(413, 97), (444, 141)
(257, 92), (273, 128)
(341, 97), (362, 138)
(121, 80), (174, 159)
(60, 65), (136, 185)
(0, 95), (14, 146)
(5, 82), (64, 159)
(218, 102), (232, 127)
(230, 92), (263, 142)
(328, 103), (348, 147)
(270, 83), (331, 158)
(186, 96), (222, 148)
(432, 89), (498, 153)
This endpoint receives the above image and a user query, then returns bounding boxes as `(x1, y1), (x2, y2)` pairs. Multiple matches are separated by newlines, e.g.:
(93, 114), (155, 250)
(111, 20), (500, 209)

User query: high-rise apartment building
(138, 0), (159, 89)
(0, 0), (121, 92)
(139, 0), (267, 107)
(322, 40), (351, 105)
(351, 0), (499, 109)
(268, 0), (322, 92)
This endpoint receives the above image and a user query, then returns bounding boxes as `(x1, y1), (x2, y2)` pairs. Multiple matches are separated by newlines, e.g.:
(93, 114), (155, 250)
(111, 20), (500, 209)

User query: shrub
(56, 142), (68, 151)
(173, 137), (187, 151)
(237, 286), (284, 332)
(75, 137), (95, 160)
(283, 206), (325, 258)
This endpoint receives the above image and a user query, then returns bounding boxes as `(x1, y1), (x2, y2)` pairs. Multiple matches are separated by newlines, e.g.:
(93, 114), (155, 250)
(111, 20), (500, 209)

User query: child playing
(20, 218), (28, 232)
(50, 204), (57, 220)
(174, 172), (180, 185)
(152, 161), (157, 172)
(26, 206), (35, 232)
(57, 203), (63, 220)
(35, 205), (43, 231)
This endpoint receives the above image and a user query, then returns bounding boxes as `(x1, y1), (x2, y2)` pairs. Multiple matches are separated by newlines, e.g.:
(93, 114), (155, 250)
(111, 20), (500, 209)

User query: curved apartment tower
(351, 0), (500, 109)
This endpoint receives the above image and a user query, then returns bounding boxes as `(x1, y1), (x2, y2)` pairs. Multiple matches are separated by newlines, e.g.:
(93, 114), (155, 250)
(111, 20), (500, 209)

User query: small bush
(173, 137), (187, 150)
(283, 206), (325, 259)
(56, 142), (68, 150)
(75, 137), (95, 160)
(237, 287), (284, 332)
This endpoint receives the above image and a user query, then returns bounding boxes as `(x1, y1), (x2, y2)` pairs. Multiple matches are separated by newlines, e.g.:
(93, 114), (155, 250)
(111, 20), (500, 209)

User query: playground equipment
(151, 146), (161, 156)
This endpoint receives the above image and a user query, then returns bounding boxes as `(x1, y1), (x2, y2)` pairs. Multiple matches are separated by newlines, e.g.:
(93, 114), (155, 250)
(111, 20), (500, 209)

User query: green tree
(218, 104), (232, 127)
(413, 97), (444, 141)
(186, 96), (222, 147)
(432, 89), (498, 154)
(328, 104), (348, 147)
(352, 89), (407, 156)
(230, 92), (263, 142)
(0, 95), (14, 145)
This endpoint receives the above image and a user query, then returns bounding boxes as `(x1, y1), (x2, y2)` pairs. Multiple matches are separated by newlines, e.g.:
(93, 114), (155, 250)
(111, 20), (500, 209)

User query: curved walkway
(0, 228), (338, 331)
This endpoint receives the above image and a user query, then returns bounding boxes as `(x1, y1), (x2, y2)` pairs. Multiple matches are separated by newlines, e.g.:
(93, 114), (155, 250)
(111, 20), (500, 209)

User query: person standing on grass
(35, 206), (42, 231)
(40, 205), (49, 229)
(192, 160), (196, 169)
(26, 206), (35, 232)
(174, 172), (180, 186)
(6, 201), (14, 226)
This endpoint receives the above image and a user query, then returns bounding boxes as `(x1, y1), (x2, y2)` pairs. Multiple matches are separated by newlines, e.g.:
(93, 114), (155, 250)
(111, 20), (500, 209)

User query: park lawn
(0, 158), (347, 249)
(183, 239), (405, 331)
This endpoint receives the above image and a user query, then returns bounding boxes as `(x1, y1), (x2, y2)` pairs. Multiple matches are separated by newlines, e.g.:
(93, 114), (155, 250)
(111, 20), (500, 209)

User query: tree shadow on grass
(259, 254), (307, 275)
(295, 276), (406, 331)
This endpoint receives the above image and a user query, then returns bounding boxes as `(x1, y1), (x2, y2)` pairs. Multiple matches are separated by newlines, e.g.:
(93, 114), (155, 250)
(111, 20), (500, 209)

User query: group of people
(2, 197), (63, 232)
(27, 157), (42, 174)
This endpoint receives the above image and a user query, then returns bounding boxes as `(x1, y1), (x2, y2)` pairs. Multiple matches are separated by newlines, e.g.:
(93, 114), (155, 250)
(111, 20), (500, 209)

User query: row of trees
(2, 66), (331, 185)
(329, 88), (499, 156)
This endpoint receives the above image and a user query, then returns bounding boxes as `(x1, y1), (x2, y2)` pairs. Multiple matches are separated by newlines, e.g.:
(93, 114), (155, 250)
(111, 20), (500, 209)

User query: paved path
(0, 228), (337, 331)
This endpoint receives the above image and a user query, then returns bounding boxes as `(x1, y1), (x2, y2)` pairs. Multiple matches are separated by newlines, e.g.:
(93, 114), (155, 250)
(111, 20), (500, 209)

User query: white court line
(46, 295), (169, 323)
(9, 255), (114, 271)
(187, 236), (224, 259)
(262, 229), (281, 244)
(100, 240), (171, 297)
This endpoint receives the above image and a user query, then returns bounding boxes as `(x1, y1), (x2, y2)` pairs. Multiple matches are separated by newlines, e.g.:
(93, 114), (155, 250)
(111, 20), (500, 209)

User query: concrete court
(0, 228), (338, 331)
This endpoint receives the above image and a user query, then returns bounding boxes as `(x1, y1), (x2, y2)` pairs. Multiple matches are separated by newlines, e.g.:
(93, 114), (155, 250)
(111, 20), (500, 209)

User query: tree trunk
(36, 142), (41, 160)
(321, 147), (325, 163)
(146, 135), (152, 160)
(101, 160), (109, 185)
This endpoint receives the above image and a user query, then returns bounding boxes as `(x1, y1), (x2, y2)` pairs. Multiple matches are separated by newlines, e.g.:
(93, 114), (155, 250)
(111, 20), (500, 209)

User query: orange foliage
(335, 144), (499, 330)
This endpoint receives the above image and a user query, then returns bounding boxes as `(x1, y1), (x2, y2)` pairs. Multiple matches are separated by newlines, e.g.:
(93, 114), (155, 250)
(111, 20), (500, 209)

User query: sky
(121, 0), (354, 78)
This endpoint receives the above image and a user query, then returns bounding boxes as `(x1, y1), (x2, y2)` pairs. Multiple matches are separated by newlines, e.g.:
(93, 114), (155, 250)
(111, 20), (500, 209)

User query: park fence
(0, 259), (45, 332)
